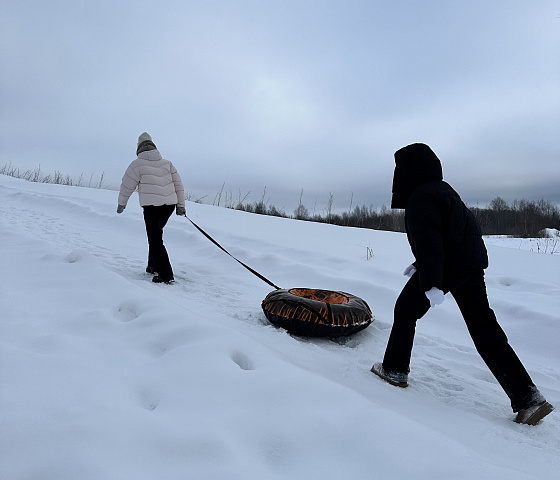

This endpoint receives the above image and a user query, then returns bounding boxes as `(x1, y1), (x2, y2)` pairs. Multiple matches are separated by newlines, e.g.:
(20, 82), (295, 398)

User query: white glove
(403, 264), (417, 277)
(425, 287), (445, 307)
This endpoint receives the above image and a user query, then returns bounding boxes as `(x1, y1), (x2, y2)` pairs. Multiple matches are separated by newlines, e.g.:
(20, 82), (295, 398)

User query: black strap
(185, 215), (281, 290)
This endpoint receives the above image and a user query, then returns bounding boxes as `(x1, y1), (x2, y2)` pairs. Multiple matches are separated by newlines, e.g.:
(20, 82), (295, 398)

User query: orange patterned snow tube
(261, 288), (372, 337)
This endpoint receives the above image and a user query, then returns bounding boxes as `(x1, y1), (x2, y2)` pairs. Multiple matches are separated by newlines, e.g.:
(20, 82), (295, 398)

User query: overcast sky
(2, 0), (559, 212)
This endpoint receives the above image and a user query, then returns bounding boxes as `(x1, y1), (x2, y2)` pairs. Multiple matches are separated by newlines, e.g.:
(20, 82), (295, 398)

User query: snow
(484, 232), (560, 256)
(1, 174), (559, 480)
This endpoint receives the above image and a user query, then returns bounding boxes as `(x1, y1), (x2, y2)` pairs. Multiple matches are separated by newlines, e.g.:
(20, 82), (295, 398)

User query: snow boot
(371, 363), (408, 388)
(152, 275), (174, 284)
(146, 266), (156, 274)
(515, 401), (554, 425)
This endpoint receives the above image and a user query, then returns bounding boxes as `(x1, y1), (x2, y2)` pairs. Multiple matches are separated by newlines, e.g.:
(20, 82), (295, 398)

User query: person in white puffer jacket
(117, 132), (186, 284)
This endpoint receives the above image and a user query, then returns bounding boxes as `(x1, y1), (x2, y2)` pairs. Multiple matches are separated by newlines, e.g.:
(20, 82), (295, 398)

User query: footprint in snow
(65, 249), (89, 264)
(114, 301), (141, 322)
(138, 389), (160, 411)
(231, 351), (256, 371)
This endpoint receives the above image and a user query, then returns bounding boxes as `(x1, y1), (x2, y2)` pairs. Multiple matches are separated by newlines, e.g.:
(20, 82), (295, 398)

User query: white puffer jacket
(118, 149), (185, 208)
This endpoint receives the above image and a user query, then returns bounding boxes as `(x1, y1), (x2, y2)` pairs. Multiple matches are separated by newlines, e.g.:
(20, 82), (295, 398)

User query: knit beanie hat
(137, 132), (152, 146)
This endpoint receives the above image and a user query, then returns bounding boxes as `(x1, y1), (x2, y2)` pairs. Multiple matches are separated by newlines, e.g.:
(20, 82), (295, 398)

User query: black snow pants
(143, 204), (175, 279)
(382, 270), (538, 412)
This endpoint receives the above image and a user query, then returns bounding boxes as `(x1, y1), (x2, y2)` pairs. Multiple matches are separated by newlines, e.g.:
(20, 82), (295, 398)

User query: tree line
(470, 197), (560, 237)
(231, 193), (559, 238)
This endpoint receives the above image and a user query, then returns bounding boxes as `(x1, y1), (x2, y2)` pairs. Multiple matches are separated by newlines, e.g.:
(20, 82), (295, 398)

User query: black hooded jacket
(391, 143), (488, 292)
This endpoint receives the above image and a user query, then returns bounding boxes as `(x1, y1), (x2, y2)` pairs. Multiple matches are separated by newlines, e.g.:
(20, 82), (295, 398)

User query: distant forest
(230, 194), (560, 238)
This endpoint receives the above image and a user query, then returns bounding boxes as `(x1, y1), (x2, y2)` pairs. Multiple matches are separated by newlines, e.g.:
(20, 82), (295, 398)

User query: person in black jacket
(371, 143), (554, 425)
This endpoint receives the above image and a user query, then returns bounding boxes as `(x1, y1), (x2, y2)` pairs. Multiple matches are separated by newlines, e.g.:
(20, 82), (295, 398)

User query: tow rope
(185, 215), (281, 290)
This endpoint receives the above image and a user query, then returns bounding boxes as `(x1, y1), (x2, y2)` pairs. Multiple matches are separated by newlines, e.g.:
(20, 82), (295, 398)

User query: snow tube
(261, 288), (372, 337)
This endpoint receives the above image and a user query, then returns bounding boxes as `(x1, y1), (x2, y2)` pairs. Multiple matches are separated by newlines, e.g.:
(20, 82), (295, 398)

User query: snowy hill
(1, 174), (559, 480)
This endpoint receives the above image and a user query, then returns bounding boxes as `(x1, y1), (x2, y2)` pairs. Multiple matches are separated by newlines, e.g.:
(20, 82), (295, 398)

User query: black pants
(143, 205), (175, 279)
(382, 270), (537, 411)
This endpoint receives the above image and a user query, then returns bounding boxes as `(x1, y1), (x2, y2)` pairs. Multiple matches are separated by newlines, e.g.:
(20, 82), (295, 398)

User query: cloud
(1, 1), (559, 210)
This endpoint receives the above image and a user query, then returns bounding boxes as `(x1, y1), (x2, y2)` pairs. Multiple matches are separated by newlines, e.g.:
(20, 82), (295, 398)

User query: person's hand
(176, 206), (186, 216)
(425, 287), (445, 307)
(403, 264), (417, 277)
(117, 205), (125, 214)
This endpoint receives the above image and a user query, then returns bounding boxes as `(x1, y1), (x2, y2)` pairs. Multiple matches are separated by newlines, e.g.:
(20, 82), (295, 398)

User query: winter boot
(515, 401), (554, 425)
(146, 265), (156, 274)
(152, 275), (174, 284)
(371, 363), (408, 388)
